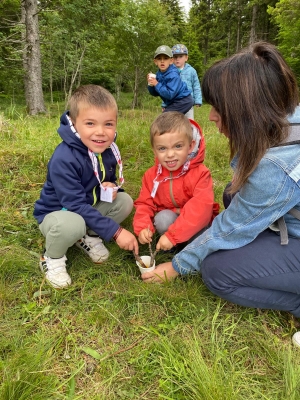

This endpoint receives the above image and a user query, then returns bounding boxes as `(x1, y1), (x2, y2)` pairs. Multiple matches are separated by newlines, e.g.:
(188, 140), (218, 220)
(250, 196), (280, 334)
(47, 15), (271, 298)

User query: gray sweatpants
(154, 209), (208, 244)
(39, 192), (133, 258)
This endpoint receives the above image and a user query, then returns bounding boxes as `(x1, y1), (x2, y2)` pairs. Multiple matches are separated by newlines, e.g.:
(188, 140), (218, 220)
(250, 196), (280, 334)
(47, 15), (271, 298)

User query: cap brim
(154, 53), (172, 58)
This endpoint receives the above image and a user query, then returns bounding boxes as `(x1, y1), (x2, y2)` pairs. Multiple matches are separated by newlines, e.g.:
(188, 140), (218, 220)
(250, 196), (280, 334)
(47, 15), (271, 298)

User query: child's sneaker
(40, 255), (71, 288)
(76, 235), (109, 263)
(292, 331), (300, 347)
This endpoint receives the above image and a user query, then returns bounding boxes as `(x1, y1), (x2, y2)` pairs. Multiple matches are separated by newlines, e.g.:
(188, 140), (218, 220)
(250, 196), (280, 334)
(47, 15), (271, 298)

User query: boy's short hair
(150, 112), (193, 146)
(68, 85), (117, 120)
(172, 44), (188, 55)
(154, 45), (173, 59)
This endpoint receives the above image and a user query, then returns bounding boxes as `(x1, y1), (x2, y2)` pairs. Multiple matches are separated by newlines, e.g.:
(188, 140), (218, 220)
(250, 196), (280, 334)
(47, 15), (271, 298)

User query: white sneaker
(292, 331), (300, 347)
(40, 255), (71, 288)
(76, 235), (109, 263)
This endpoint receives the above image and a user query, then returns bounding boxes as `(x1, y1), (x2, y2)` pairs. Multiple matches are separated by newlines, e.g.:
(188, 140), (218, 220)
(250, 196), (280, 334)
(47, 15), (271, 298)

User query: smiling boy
(34, 85), (138, 288)
(147, 45), (194, 114)
(133, 112), (219, 251)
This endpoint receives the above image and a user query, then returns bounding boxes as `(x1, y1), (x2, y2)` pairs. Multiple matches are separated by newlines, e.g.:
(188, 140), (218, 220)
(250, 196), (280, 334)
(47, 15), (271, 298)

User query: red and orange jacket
(133, 120), (219, 245)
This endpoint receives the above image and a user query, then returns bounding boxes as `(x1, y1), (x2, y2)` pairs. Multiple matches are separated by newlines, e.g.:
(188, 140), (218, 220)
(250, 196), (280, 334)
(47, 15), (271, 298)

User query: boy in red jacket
(133, 111), (219, 251)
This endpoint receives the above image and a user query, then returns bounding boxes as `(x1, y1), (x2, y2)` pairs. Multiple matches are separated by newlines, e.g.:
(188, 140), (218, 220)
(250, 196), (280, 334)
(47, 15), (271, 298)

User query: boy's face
(72, 104), (117, 153)
(154, 55), (173, 72)
(152, 130), (195, 171)
(173, 54), (188, 69)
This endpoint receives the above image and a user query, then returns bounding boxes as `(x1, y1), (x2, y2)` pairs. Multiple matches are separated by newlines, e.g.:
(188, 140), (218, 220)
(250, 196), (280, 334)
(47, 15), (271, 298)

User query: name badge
(151, 181), (159, 198)
(101, 187), (113, 203)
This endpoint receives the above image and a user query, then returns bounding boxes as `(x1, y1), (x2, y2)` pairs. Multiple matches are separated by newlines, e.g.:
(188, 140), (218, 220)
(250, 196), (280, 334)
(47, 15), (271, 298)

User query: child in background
(133, 111), (219, 251)
(147, 45), (194, 114)
(172, 44), (202, 120)
(34, 85), (138, 288)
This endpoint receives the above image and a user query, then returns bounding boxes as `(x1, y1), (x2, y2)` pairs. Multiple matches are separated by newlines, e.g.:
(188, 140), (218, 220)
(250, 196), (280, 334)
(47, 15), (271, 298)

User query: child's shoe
(76, 235), (109, 263)
(292, 331), (300, 347)
(40, 255), (71, 288)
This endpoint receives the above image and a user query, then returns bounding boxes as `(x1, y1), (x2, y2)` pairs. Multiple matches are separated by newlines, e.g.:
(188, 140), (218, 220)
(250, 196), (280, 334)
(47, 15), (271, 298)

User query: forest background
(1, 0), (300, 114)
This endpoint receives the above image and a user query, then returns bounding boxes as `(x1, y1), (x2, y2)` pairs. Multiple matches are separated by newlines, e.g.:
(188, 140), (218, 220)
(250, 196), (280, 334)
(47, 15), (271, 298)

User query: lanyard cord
(151, 161), (190, 198)
(153, 161), (190, 185)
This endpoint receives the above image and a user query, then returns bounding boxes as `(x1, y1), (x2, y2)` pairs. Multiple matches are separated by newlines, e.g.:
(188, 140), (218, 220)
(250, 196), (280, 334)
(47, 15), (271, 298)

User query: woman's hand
(141, 262), (179, 283)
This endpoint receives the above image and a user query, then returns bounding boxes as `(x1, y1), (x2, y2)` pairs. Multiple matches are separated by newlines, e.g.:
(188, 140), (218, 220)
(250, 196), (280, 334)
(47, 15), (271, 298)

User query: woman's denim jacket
(173, 107), (300, 275)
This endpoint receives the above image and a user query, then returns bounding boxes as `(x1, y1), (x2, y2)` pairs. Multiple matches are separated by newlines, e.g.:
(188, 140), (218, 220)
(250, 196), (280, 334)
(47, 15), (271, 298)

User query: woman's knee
(201, 256), (225, 293)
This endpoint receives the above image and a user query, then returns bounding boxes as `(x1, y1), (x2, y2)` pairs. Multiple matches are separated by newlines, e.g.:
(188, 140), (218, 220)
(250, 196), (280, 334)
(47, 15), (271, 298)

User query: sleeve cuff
(172, 254), (196, 275)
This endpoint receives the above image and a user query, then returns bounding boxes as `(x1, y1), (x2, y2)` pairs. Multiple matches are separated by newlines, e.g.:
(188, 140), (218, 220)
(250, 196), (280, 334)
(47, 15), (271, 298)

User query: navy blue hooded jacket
(148, 64), (191, 106)
(33, 112), (122, 241)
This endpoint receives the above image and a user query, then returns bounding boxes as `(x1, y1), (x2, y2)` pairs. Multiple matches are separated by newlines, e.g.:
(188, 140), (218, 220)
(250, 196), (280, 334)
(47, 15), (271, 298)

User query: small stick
(133, 251), (148, 268)
(147, 226), (157, 267)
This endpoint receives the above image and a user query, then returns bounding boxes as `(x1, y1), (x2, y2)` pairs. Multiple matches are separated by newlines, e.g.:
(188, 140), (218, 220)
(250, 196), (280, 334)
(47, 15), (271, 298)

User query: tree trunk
(23, 0), (46, 115)
(65, 45), (86, 106)
(249, 4), (258, 44)
(21, 4), (29, 103)
(131, 66), (139, 109)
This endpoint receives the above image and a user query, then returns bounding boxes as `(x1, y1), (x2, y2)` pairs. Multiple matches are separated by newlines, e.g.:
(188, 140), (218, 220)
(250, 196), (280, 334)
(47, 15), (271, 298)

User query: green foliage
(160, 0), (187, 40)
(1, 99), (300, 398)
(112, 0), (178, 107)
(0, 0), (299, 109)
(268, 0), (300, 83)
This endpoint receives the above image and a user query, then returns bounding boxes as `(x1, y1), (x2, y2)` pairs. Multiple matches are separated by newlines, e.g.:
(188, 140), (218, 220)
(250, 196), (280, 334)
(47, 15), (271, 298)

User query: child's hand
(156, 234), (173, 251)
(116, 229), (139, 253)
(138, 228), (153, 244)
(141, 262), (179, 283)
(147, 73), (157, 86)
(102, 182), (118, 201)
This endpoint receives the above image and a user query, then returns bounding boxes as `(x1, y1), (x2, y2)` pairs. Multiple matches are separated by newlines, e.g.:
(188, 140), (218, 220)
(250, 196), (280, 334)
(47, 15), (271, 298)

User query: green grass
(0, 95), (300, 399)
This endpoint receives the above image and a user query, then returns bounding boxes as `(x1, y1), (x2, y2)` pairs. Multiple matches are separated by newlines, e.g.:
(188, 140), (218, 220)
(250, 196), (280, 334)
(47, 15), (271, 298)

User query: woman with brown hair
(142, 42), (300, 343)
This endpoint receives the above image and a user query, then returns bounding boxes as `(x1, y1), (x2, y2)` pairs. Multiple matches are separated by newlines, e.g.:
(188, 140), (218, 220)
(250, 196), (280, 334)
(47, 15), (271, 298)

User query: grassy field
(0, 94), (300, 399)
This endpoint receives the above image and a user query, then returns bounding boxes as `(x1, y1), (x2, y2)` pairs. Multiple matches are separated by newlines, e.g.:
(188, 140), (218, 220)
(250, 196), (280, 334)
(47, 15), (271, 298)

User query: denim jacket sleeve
(172, 149), (300, 275)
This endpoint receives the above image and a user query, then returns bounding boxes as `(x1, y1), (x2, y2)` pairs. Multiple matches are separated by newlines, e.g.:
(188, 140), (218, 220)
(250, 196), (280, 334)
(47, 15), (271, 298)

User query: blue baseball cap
(172, 44), (188, 55)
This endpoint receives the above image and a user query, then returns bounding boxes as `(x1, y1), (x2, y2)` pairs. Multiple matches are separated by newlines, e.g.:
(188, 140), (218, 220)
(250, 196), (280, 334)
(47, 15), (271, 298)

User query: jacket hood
(188, 119), (205, 165)
(57, 111), (87, 154)
(154, 118), (205, 171)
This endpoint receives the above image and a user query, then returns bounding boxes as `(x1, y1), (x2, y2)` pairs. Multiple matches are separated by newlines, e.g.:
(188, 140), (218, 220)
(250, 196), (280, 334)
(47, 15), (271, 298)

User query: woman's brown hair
(202, 41), (299, 193)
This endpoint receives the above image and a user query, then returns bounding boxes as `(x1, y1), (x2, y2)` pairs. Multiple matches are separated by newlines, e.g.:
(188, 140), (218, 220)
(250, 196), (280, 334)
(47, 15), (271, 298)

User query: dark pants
(201, 183), (300, 317)
(164, 95), (194, 115)
(202, 230), (300, 316)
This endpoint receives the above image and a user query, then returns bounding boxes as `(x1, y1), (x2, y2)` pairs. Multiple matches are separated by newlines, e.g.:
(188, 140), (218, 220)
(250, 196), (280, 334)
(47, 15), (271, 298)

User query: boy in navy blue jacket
(34, 85), (138, 288)
(147, 45), (193, 114)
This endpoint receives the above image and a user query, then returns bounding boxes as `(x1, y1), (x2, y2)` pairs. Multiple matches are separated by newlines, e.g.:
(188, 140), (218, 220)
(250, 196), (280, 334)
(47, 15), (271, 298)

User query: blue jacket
(33, 112), (121, 241)
(179, 63), (202, 105)
(148, 64), (191, 106)
(172, 106), (300, 275)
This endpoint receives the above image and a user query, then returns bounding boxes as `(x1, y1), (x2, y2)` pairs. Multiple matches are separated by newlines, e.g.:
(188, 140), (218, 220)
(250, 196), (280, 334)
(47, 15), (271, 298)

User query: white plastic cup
(148, 73), (156, 86)
(136, 255), (156, 274)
